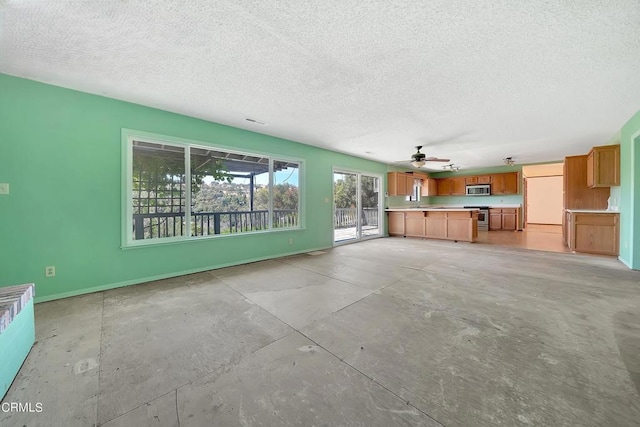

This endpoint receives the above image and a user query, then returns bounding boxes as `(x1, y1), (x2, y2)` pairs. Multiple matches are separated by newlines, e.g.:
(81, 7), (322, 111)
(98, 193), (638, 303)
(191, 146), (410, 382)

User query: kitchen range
(464, 206), (489, 230)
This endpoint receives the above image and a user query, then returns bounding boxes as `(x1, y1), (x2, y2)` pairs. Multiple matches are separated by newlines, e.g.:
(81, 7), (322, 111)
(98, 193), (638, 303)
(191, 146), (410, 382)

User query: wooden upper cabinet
(436, 178), (452, 196)
(465, 175), (491, 185)
(437, 177), (466, 195)
(587, 144), (620, 188)
(491, 172), (518, 195)
(451, 177), (465, 195)
(504, 173), (518, 194)
(423, 178), (438, 196)
(387, 172), (413, 196)
(564, 155), (609, 210)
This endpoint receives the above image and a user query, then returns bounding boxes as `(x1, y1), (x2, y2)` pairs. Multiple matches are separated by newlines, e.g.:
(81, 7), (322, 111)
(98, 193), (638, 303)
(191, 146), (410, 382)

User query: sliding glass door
(333, 170), (382, 243)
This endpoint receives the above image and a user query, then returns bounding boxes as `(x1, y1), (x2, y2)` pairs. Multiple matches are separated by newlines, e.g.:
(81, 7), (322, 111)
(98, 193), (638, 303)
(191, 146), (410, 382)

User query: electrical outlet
(45, 266), (56, 277)
(288, 238), (293, 245)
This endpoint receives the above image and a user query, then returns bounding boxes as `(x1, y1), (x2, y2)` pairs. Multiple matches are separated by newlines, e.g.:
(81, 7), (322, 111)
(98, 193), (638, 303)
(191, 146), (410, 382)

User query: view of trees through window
(130, 140), (300, 241)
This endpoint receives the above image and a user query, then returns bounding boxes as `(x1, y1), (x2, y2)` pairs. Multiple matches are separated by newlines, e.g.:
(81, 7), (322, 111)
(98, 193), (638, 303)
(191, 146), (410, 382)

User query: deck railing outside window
(334, 208), (378, 229)
(133, 209), (298, 240)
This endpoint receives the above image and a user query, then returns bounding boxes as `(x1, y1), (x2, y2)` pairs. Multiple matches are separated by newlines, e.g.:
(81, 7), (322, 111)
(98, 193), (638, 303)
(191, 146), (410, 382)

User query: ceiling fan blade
(426, 157), (451, 162)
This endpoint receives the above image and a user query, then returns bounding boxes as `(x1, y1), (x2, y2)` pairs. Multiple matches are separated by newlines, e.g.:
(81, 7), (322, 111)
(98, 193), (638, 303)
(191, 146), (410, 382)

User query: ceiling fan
(409, 146), (450, 168)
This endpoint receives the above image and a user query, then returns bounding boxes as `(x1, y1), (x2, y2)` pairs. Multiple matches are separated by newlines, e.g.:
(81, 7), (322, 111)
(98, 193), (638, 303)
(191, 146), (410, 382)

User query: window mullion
(268, 158), (274, 230)
(185, 146), (191, 238)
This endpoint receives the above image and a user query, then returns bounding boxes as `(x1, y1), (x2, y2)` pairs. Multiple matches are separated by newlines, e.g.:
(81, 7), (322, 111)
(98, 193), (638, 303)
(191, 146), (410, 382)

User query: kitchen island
(386, 207), (478, 242)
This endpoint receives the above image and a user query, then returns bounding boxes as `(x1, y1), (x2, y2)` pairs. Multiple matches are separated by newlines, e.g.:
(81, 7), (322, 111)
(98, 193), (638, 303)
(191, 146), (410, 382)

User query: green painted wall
(619, 109), (640, 268)
(0, 74), (388, 301)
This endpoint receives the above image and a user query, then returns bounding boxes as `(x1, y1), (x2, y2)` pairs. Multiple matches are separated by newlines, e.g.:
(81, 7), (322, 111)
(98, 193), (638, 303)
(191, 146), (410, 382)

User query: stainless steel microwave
(466, 184), (491, 196)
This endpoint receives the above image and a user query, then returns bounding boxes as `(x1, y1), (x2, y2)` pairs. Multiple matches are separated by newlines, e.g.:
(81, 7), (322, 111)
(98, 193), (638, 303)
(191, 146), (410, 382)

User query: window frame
(121, 129), (304, 248)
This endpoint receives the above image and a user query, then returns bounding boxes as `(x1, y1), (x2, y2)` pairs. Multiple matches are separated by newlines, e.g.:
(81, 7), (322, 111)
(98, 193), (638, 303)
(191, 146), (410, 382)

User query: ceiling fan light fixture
(411, 160), (426, 168)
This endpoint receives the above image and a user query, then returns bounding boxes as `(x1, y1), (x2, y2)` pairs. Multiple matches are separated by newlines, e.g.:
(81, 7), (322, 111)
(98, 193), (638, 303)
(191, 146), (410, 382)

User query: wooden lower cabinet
(567, 211), (619, 256)
(386, 210), (477, 242)
(446, 211), (478, 241)
(489, 210), (502, 230)
(388, 212), (405, 236)
(489, 208), (517, 231)
(425, 212), (447, 239)
(502, 209), (517, 230)
(405, 211), (426, 237)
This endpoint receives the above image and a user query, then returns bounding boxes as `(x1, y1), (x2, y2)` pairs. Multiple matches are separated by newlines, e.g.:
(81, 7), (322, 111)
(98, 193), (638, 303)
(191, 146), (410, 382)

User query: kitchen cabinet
(465, 175), (491, 185)
(437, 179), (451, 196)
(502, 209), (517, 230)
(412, 173), (436, 196)
(489, 208), (517, 231)
(425, 212), (447, 239)
(563, 154), (610, 245)
(489, 209), (502, 230)
(452, 178), (465, 195)
(422, 178), (437, 196)
(436, 177), (465, 196)
(566, 211), (619, 256)
(491, 172), (519, 195)
(387, 172), (413, 196)
(563, 210), (570, 245)
(388, 211), (405, 235)
(386, 208), (478, 242)
(405, 211), (426, 237)
(563, 155), (609, 209)
(587, 144), (620, 188)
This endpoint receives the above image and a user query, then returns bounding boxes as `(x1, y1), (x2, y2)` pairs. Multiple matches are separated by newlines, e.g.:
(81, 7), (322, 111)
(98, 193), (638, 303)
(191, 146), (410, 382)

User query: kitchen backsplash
(426, 194), (523, 206)
(385, 194), (523, 208)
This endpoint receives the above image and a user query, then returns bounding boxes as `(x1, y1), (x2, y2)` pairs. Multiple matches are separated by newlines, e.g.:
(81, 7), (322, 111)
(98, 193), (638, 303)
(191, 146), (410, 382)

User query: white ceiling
(1, 1), (639, 171)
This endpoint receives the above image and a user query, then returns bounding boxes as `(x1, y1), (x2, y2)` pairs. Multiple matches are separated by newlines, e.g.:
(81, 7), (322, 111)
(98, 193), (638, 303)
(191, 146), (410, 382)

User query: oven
(464, 206), (489, 231)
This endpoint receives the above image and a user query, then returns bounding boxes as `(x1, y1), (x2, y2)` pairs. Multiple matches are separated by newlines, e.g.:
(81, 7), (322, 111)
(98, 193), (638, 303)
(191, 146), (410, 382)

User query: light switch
(0, 183), (8, 195)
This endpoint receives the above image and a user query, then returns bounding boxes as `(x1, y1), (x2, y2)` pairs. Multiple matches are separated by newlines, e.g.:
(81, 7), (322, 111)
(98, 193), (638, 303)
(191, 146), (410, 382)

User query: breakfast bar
(386, 207), (479, 242)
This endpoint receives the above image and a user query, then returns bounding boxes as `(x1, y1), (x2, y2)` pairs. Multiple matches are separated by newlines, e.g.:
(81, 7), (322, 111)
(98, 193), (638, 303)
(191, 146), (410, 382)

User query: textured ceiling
(1, 1), (639, 171)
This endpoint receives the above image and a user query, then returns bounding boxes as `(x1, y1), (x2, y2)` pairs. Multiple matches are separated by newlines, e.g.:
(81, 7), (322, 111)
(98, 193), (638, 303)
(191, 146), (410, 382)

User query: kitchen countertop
(566, 209), (620, 214)
(386, 207), (478, 212)
(387, 204), (521, 210)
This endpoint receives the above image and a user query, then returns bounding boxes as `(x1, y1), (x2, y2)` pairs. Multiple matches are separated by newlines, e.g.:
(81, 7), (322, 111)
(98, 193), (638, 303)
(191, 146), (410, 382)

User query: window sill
(121, 227), (306, 250)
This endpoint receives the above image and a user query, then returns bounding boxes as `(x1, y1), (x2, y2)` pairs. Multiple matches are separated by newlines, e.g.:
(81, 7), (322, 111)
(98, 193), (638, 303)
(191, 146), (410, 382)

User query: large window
(123, 131), (302, 246)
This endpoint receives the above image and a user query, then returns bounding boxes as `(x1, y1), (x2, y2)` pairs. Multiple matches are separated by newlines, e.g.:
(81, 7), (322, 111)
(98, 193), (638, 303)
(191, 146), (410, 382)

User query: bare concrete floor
(2, 237), (640, 426)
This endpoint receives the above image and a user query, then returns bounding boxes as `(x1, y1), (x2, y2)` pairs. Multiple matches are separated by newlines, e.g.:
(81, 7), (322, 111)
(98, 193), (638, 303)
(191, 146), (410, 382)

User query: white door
(526, 176), (563, 224)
